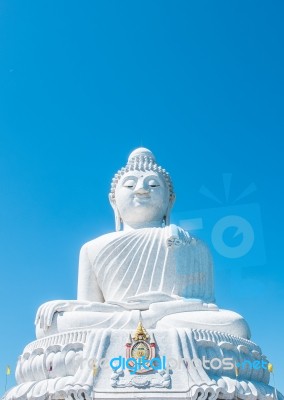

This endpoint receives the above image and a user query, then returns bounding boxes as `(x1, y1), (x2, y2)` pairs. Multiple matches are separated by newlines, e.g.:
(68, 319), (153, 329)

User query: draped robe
(91, 225), (215, 305)
(37, 225), (250, 338)
(51, 224), (218, 331)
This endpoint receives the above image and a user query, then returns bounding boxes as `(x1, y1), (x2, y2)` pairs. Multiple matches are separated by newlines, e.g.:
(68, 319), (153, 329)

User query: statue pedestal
(3, 327), (282, 400)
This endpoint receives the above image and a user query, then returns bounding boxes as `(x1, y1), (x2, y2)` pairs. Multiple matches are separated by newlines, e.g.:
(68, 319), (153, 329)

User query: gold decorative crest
(125, 321), (156, 374)
(132, 321), (150, 341)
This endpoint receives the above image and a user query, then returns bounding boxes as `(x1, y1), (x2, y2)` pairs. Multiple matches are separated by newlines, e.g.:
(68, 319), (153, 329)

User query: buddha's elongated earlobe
(114, 209), (122, 232)
(164, 194), (176, 226)
(109, 194), (122, 231)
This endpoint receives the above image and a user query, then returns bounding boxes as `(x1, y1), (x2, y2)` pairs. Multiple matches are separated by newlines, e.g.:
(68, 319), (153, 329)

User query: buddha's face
(114, 170), (170, 227)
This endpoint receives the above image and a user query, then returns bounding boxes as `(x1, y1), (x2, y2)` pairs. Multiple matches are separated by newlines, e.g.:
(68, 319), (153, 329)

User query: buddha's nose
(134, 184), (149, 195)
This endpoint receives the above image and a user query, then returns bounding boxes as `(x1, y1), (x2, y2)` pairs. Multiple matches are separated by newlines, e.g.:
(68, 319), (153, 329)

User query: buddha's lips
(133, 195), (151, 201)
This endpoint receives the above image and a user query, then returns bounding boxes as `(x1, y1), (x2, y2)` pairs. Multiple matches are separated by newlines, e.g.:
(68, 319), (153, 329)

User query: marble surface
(2, 148), (282, 399)
(4, 327), (282, 400)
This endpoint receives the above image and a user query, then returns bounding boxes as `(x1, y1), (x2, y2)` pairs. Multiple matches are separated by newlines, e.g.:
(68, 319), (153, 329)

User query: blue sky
(0, 0), (283, 393)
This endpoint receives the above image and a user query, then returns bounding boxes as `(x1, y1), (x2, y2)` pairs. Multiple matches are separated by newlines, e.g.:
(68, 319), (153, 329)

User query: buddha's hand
(35, 300), (90, 331)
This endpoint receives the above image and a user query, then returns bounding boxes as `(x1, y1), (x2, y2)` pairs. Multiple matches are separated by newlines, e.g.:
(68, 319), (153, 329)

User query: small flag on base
(235, 364), (239, 377)
(268, 363), (273, 373)
(5, 365), (11, 392)
(93, 364), (97, 376)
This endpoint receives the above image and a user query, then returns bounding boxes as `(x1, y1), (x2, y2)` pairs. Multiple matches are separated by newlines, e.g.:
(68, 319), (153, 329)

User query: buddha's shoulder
(189, 234), (211, 251)
(169, 226), (212, 262)
(169, 224), (211, 249)
(80, 231), (125, 255)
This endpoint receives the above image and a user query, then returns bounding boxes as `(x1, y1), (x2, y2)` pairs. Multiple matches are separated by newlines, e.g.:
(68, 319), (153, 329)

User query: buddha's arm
(35, 243), (105, 332)
(77, 243), (104, 302)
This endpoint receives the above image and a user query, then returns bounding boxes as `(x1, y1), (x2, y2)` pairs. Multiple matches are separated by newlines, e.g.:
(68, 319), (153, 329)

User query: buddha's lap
(157, 309), (251, 339)
(36, 305), (250, 340)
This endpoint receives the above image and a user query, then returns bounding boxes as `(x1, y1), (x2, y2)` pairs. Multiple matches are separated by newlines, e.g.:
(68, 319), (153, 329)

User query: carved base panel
(2, 328), (283, 400)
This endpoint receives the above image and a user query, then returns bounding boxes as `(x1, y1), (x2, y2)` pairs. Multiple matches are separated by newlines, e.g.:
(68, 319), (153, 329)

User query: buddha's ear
(109, 194), (122, 231)
(165, 193), (176, 226)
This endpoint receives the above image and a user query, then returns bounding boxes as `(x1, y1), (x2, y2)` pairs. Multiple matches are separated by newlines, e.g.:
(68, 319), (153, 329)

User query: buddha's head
(109, 148), (176, 231)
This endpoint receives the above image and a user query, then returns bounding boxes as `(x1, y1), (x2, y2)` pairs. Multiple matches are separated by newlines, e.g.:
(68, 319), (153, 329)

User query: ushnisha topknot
(109, 147), (174, 201)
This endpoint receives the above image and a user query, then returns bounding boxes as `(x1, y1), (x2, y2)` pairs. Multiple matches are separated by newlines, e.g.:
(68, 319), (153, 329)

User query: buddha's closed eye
(123, 179), (136, 188)
(148, 179), (160, 188)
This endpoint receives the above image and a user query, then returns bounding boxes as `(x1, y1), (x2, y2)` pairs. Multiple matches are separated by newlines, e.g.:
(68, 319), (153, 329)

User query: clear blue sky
(0, 0), (283, 393)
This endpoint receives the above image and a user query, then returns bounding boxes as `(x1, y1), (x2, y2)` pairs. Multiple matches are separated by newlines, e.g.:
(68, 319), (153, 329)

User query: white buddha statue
(35, 147), (250, 339)
(4, 147), (281, 400)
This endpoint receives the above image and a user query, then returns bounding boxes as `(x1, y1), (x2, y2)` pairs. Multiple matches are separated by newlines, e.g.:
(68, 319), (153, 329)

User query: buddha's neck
(123, 220), (164, 231)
